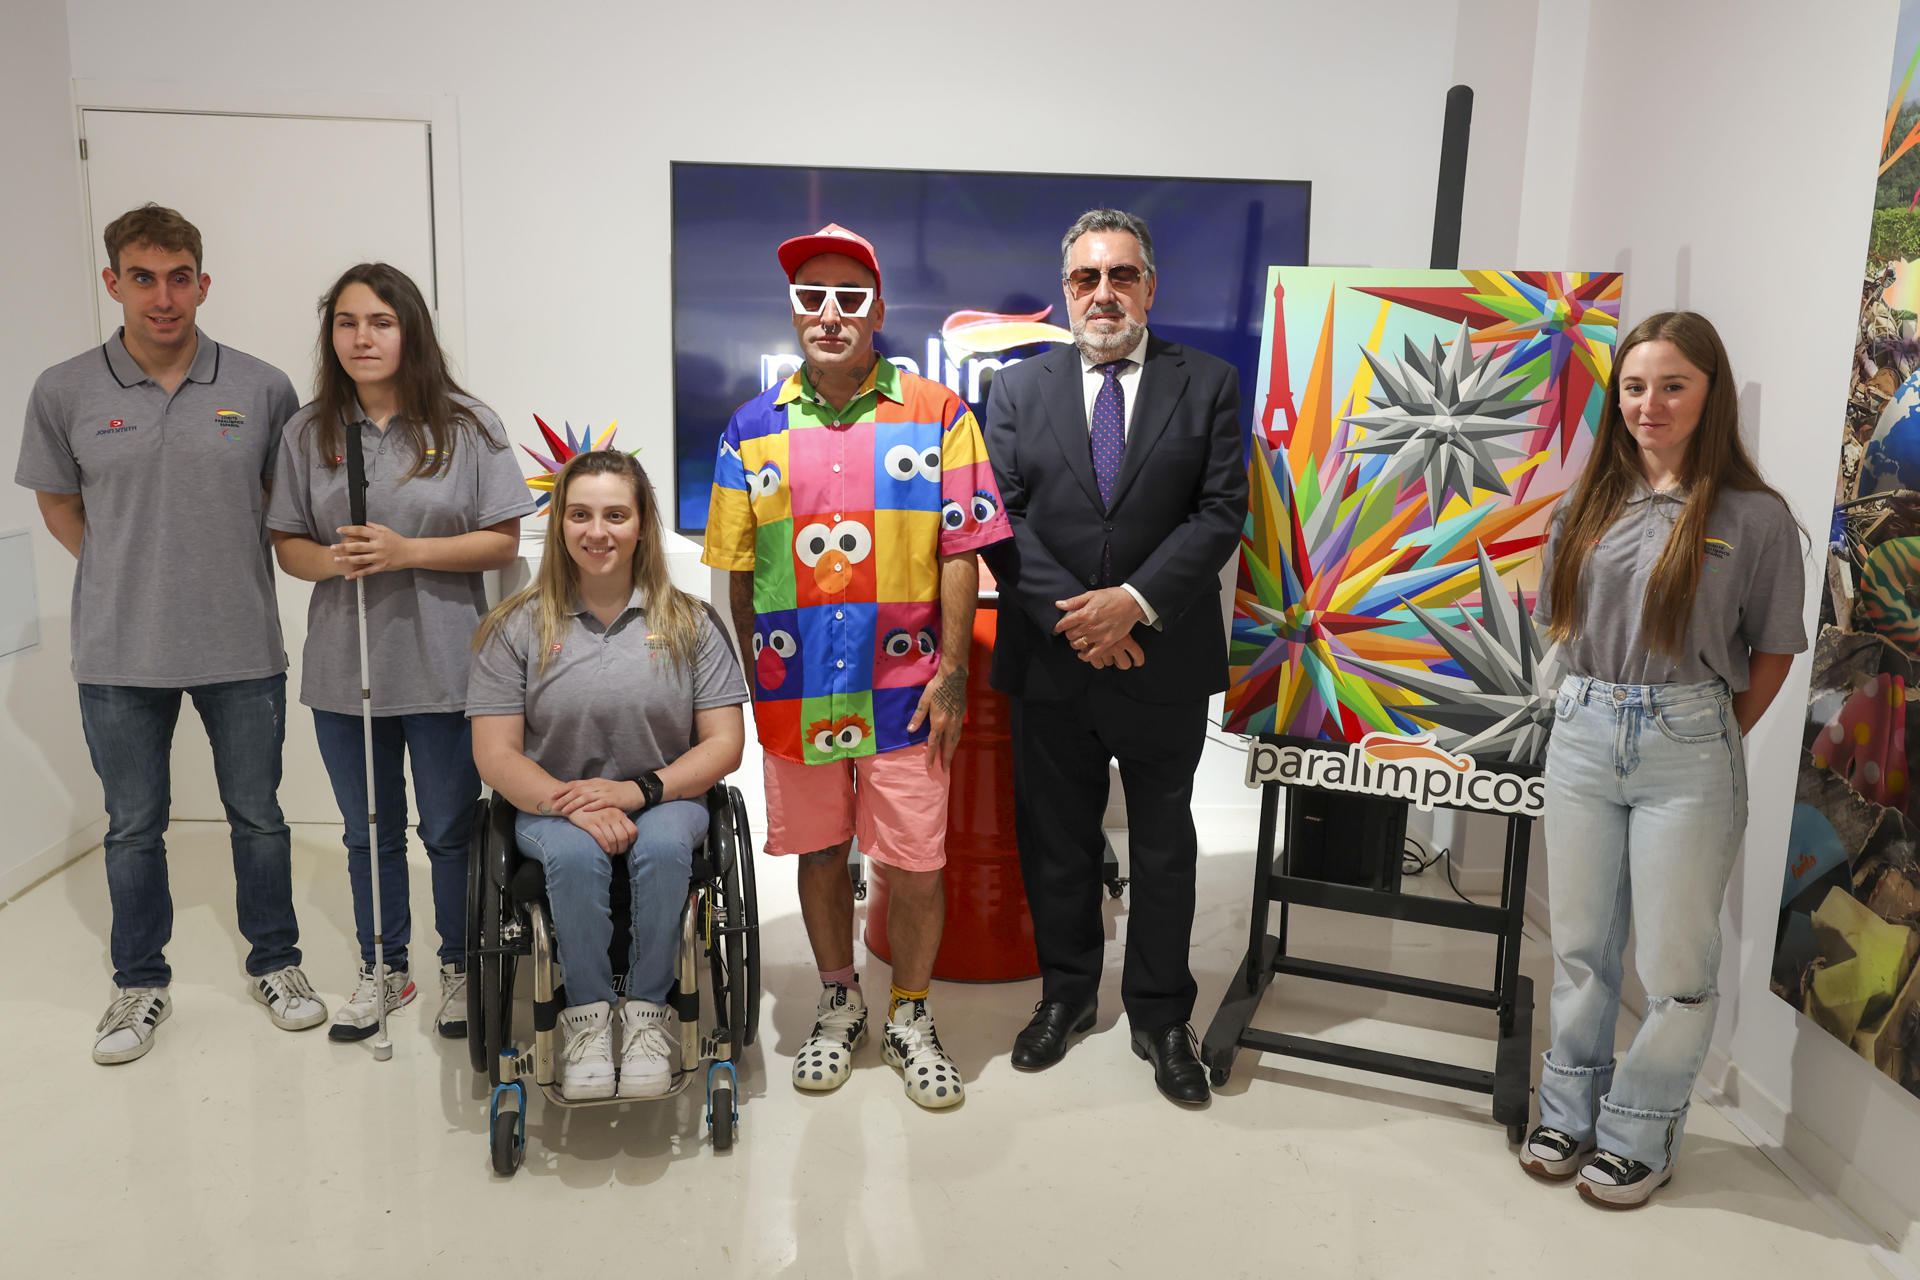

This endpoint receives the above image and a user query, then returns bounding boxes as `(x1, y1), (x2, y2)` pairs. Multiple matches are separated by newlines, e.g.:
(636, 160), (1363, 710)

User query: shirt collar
(1080, 327), (1151, 374)
(1625, 473), (1689, 506)
(105, 327), (219, 387)
(571, 586), (648, 619)
(774, 354), (902, 408)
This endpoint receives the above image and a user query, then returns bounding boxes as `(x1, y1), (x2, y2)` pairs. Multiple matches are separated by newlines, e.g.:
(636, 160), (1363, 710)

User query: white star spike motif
(1344, 542), (1563, 767)
(1340, 320), (1548, 521)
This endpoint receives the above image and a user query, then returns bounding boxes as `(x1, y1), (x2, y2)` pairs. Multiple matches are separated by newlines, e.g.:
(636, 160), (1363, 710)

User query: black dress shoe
(1010, 999), (1097, 1071)
(1130, 1021), (1210, 1106)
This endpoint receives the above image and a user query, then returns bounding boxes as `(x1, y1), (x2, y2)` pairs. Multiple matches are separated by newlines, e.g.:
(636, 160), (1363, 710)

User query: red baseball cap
(777, 223), (882, 294)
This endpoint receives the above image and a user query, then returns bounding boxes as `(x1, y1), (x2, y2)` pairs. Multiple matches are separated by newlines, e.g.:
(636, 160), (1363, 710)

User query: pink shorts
(762, 742), (950, 871)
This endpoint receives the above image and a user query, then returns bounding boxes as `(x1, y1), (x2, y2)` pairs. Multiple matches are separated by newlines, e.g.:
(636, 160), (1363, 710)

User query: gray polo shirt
(266, 396), (537, 716)
(14, 329), (297, 687)
(1537, 480), (1808, 689)
(466, 590), (748, 782)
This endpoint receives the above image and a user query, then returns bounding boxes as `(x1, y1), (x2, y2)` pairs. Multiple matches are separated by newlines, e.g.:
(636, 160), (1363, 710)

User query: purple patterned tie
(1090, 360), (1126, 507)
(1090, 359), (1126, 585)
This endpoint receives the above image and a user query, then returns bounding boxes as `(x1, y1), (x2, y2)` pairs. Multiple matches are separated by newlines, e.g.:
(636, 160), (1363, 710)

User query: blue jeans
(514, 800), (706, 1007)
(311, 710), (479, 972)
(77, 674), (298, 988)
(1538, 675), (1747, 1170)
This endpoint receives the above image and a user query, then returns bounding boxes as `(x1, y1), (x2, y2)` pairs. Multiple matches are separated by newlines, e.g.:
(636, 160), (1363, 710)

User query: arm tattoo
(931, 667), (968, 719)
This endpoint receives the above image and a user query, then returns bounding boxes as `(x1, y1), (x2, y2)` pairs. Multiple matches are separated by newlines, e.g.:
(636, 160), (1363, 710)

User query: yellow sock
(889, 984), (930, 1018)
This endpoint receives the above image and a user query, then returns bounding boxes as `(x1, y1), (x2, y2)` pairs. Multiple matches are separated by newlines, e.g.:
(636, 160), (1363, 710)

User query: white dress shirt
(1077, 327), (1159, 626)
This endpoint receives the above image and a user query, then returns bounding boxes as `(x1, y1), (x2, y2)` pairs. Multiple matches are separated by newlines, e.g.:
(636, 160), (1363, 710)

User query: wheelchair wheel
(490, 1107), (523, 1176)
(465, 802), (490, 1075)
(708, 1070), (735, 1152)
(729, 788), (761, 1048)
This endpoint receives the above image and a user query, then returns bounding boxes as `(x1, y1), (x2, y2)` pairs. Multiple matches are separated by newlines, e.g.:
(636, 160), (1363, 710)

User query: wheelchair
(465, 783), (760, 1175)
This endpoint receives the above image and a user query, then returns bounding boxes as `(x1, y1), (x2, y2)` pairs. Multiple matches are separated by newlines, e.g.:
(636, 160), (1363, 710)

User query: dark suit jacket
(981, 334), (1248, 704)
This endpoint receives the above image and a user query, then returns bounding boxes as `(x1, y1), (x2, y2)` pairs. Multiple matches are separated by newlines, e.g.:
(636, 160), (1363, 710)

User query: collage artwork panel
(1773, 0), (1920, 1103)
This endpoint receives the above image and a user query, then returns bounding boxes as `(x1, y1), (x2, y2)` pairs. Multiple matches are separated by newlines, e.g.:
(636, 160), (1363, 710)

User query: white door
(79, 109), (439, 823)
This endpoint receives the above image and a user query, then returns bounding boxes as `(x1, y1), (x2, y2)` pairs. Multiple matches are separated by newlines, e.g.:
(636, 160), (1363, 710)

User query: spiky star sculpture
(520, 414), (634, 513)
(1343, 541), (1562, 767)
(1341, 321), (1548, 522)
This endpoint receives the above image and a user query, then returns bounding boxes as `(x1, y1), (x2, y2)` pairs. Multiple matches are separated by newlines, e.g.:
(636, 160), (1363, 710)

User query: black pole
(344, 426), (368, 528)
(1430, 84), (1474, 271)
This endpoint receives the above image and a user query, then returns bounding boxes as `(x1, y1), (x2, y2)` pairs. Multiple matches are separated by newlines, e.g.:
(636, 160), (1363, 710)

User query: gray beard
(1071, 313), (1144, 362)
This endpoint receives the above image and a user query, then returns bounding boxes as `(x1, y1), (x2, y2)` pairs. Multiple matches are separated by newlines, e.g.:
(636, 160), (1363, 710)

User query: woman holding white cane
(269, 263), (535, 1045)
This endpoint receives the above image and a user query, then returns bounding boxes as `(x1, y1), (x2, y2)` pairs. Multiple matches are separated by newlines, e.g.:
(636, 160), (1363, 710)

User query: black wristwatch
(635, 771), (664, 808)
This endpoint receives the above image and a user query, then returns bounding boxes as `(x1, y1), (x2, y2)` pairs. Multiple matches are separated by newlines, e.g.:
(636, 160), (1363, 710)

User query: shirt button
(835, 610), (843, 620)
(834, 513), (842, 522)
(1088, 574), (1099, 587)
(836, 660), (845, 669)
(832, 463), (842, 473)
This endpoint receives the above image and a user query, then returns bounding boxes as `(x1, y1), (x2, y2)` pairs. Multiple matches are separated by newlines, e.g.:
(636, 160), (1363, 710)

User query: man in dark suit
(982, 209), (1247, 1106)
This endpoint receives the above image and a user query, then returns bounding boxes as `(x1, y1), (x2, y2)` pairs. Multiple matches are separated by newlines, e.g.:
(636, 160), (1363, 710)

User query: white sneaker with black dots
(883, 997), (963, 1110)
(793, 983), (867, 1092)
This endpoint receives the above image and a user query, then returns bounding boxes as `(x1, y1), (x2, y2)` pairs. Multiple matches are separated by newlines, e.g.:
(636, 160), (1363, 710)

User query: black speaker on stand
(1284, 789), (1407, 893)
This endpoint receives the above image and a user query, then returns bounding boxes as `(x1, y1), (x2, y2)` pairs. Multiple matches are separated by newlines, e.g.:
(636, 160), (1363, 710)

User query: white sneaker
(558, 1001), (616, 1100)
(617, 999), (677, 1098)
(251, 966), (328, 1031)
(328, 964), (416, 1042)
(93, 987), (171, 1064)
(883, 997), (964, 1110)
(435, 963), (467, 1039)
(793, 983), (867, 1093)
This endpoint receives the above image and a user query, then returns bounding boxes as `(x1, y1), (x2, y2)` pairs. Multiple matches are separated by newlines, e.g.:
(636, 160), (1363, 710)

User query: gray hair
(1059, 209), (1155, 278)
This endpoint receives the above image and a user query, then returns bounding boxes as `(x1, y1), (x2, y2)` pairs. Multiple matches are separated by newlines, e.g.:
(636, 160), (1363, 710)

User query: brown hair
(307, 263), (500, 481)
(473, 451), (706, 673)
(1546, 311), (1793, 657)
(103, 203), (204, 274)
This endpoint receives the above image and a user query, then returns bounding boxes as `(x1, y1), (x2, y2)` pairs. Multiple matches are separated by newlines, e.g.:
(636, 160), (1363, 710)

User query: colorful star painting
(519, 414), (634, 512)
(1223, 267), (1622, 766)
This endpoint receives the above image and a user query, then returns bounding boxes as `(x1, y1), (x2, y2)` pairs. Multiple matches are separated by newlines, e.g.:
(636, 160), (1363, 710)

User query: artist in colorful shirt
(702, 223), (1010, 1110)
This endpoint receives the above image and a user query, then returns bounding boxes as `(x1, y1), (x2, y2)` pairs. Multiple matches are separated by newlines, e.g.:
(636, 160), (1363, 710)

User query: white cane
(344, 428), (393, 1062)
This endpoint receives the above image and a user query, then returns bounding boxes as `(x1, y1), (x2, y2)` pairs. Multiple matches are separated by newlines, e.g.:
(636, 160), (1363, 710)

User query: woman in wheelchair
(467, 450), (747, 1099)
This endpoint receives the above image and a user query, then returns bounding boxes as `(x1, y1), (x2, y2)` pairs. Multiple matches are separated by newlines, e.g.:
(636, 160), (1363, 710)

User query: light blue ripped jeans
(1538, 675), (1746, 1171)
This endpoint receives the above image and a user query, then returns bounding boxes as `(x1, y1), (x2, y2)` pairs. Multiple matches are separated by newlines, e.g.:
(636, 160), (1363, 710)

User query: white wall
(57, 0), (1487, 829)
(0, 0), (104, 900)
(1535, 0), (1920, 1260)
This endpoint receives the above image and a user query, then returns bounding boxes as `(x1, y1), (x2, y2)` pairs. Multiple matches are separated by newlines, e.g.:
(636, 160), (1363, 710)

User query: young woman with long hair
(468, 450), (747, 1098)
(267, 263), (534, 1042)
(1518, 312), (1808, 1207)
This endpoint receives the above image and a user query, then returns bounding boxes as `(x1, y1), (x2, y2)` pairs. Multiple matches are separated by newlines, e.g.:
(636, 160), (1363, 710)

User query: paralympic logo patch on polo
(1244, 729), (1546, 816)
(216, 409), (246, 441)
(96, 419), (137, 436)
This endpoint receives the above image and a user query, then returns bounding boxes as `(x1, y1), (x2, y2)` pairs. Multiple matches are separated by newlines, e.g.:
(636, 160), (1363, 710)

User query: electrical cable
(1402, 835), (1477, 906)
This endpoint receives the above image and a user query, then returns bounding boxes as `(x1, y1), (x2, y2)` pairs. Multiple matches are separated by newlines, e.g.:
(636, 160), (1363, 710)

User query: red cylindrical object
(863, 599), (1039, 981)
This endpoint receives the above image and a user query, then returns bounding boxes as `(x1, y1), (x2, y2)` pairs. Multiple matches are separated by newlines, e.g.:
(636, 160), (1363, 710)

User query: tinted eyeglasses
(789, 284), (876, 318)
(1064, 264), (1148, 296)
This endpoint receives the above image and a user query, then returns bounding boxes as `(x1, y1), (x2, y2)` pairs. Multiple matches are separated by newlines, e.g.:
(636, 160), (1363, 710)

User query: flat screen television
(670, 162), (1312, 532)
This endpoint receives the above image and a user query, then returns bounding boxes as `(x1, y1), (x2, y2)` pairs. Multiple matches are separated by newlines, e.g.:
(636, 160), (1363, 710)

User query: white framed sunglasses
(789, 284), (875, 318)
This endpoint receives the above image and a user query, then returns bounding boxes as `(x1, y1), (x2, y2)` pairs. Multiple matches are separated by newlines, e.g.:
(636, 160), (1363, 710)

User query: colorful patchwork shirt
(701, 359), (1011, 764)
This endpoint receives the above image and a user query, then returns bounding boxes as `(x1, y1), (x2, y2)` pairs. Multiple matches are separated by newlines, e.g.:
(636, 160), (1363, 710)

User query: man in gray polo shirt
(15, 203), (327, 1064)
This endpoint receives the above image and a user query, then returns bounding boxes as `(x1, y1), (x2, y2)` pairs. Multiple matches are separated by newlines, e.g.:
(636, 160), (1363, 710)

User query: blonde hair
(473, 450), (704, 673)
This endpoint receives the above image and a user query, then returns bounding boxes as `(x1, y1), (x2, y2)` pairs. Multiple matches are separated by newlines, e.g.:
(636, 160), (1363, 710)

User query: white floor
(0, 793), (1896, 1279)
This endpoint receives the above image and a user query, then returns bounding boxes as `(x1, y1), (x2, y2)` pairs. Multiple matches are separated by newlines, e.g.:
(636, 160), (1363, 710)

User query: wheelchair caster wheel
(491, 1107), (524, 1175)
(710, 1079), (735, 1151)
